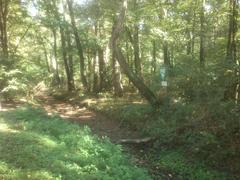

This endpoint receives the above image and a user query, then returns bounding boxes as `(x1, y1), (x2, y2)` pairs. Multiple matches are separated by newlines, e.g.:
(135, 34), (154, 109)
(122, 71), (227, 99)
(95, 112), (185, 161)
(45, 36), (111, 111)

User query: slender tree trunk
(133, 24), (142, 77)
(224, 0), (239, 101)
(163, 41), (170, 67)
(67, 0), (88, 89)
(92, 50), (99, 93)
(192, 10), (196, 58)
(111, 0), (160, 107)
(185, 14), (192, 55)
(52, 29), (61, 85)
(199, 0), (205, 67)
(0, 0), (9, 59)
(152, 40), (157, 74)
(66, 31), (75, 91)
(98, 48), (105, 91)
(97, 24), (106, 92)
(87, 48), (92, 90)
(60, 28), (74, 91)
(226, 0), (238, 62)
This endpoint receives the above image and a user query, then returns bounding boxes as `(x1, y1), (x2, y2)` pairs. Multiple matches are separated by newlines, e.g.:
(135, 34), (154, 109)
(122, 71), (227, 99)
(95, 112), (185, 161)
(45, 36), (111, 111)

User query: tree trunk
(224, 0), (239, 101)
(191, 10), (196, 58)
(52, 29), (61, 85)
(60, 27), (74, 91)
(163, 41), (170, 67)
(199, 0), (205, 67)
(92, 50), (99, 93)
(226, 0), (238, 62)
(98, 48), (105, 91)
(0, 0), (9, 59)
(111, 0), (160, 107)
(66, 30), (75, 91)
(67, 0), (88, 89)
(185, 13), (192, 55)
(133, 24), (142, 77)
(112, 49), (123, 96)
(152, 40), (157, 74)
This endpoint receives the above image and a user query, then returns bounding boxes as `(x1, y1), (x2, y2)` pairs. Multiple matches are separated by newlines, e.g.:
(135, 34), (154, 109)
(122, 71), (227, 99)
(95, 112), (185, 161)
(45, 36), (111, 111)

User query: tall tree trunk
(98, 48), (105, 91)
(191, 10), (196, 58)
(226, 0), (238, 62)
(66, 31), (75, 91)
(186, 15), (192, 55)
(52, 29), (61, 85)
(133, 24), (142, 77)
(224, 0), (239, 101)
(111, 0), (160, 107)
(199, 0), (205, 67)
(60, 27), (74, 91)
(112, 49), (123, 96)
(163, 41), (170, 67)
(96, 24), (106, 92)
(152, 40), (157, 74)
(67, 0), (88, 89)
(0, 0), (9, 59)
(92, 50), (99, 93)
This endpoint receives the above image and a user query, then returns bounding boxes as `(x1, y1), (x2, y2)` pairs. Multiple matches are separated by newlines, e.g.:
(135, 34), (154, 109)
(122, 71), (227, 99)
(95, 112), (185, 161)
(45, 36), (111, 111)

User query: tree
(67, 0), (88, 89)
(111, 0), (160, 108)
(0, 0), (9, 59)
(226, 0), (238, 62)
(199, 0), (205, 67)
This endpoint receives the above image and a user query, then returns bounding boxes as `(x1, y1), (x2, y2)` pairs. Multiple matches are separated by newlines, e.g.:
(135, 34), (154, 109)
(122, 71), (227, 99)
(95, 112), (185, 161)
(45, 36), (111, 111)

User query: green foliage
(155, 150), (227, 180)
(0, 67), (28, 100)
(85, 94), (240, 178)
(0, 106), (151, 180)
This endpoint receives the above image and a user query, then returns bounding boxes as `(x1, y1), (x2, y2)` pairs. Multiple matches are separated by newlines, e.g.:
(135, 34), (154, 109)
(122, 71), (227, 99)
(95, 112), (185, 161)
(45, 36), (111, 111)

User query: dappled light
(0, 0), (239, 179)
(0, 107), (150, 179)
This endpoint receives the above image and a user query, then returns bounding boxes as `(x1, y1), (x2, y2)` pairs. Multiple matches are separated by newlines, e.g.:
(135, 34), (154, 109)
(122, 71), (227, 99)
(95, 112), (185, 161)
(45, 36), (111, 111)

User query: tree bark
(60, 27), (74, 91)
(66, 30), (75, 91)
(0, 0), (9, 59)
(191, 10), (196, 58)
(112, 49), (123, 96)
(199, 0), (205, 67)
(226, 0), (238, 62)
(52, 29), (61, 85)
(98, 48), (105, 91)
(163, 41), (170, 67)
(152, 40), (157, 74)
(92, 50), (99, 93)
(67, 0), (88, 89)
(133, 24), (142, 77)
(111, 0), (160, 107)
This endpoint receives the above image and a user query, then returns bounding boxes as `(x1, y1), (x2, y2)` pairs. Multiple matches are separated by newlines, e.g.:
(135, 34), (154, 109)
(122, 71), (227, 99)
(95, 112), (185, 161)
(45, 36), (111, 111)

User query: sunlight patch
(0, 123), (19, 133)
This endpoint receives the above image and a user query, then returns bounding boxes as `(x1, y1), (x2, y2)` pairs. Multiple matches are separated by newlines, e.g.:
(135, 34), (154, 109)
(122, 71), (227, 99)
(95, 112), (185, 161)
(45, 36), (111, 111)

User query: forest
(0, 0), (239, 179)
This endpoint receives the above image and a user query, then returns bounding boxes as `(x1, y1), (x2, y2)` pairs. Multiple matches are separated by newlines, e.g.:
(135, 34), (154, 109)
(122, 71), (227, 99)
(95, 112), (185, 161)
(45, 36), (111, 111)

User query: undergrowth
(0, 106), (151, 180)
(81, 94), (240, 180)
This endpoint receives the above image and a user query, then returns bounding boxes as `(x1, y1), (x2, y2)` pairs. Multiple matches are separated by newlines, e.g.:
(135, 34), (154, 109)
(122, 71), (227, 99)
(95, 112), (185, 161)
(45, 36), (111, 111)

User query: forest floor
(0, 93), (171, 179)
(35, 93), (171, 179)
(1, 91), (233, 179)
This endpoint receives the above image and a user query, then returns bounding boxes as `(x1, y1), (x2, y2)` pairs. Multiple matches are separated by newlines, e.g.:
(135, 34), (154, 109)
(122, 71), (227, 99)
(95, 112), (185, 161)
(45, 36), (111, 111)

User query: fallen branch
(118, 137), (156, 144)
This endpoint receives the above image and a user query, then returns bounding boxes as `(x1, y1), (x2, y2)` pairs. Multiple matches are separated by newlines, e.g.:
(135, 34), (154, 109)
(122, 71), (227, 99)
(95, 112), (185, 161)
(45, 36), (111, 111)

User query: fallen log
(118, 137), (156, 144)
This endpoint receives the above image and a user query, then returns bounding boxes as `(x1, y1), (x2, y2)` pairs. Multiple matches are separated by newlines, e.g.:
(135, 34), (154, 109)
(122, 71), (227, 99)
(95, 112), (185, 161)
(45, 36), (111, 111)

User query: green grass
(0, 105), (151, 180)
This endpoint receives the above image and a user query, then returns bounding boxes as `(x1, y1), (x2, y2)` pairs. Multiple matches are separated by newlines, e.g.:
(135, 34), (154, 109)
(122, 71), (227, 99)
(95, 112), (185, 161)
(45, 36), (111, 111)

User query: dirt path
(37, 95), (141, 143)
